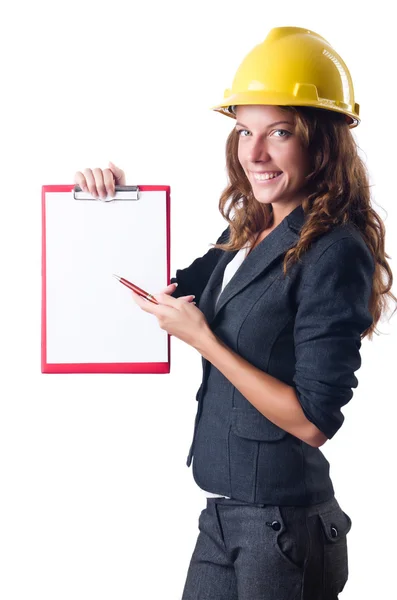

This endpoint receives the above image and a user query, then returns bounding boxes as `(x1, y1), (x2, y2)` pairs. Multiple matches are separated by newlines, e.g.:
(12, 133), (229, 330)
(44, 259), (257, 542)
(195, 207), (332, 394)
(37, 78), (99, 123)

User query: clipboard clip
(73, 185), (140, 202)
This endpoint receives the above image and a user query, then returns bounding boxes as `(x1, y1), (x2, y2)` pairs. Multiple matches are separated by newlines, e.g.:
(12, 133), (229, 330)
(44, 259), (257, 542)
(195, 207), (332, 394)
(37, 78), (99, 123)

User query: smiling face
(235, 105), (311, 219)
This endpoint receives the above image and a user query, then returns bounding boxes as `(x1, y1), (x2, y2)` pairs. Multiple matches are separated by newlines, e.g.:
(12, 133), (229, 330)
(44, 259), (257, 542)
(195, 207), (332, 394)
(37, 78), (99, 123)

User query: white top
(214, 244), (251, 308)
(196, 241), (253, 499)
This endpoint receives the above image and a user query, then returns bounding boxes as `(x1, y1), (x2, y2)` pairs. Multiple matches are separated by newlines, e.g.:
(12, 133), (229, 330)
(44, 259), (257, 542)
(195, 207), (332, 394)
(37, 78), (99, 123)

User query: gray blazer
(171, 204), (374, 505)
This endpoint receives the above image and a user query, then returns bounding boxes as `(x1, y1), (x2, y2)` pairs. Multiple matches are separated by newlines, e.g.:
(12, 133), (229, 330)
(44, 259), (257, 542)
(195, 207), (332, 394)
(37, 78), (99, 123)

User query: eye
(236, 128), (291, 138)
(273, 129), (291, 138)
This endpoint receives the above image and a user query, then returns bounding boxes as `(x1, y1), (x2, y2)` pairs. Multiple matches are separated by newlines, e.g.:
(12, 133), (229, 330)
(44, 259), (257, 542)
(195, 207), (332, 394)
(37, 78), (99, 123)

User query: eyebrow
(235, 120), (294, 129)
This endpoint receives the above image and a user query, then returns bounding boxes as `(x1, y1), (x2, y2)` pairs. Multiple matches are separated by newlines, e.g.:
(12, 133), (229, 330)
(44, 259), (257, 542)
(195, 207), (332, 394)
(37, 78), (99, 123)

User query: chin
(253, 195), (278, 205)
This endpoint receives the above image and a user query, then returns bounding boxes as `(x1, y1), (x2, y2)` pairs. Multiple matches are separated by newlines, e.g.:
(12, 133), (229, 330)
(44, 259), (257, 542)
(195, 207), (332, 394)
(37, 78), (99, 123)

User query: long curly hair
(211, 106), (396, 340)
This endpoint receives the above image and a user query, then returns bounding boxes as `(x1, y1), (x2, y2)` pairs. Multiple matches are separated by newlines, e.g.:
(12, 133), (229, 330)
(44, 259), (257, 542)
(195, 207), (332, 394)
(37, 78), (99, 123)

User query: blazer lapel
(199, 204), (306, 325)
(198, 249), (238, 323)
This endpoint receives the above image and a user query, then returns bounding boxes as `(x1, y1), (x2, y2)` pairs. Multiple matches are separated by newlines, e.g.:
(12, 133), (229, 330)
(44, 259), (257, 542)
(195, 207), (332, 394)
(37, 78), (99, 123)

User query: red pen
(113, 274), (159, 305)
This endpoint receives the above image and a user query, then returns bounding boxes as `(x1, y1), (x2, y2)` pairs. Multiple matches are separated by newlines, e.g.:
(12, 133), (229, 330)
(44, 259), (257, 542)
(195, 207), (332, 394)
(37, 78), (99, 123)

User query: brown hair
(212, 106), (396, 340)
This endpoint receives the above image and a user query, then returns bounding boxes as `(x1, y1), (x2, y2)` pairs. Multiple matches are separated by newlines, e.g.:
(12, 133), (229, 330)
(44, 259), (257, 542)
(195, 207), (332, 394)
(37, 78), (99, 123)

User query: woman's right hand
(74, 161), (126, 199)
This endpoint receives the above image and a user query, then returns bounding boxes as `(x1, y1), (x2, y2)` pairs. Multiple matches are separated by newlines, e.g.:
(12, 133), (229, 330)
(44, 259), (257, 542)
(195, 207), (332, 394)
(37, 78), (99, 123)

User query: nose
(247, 138), (271, 163)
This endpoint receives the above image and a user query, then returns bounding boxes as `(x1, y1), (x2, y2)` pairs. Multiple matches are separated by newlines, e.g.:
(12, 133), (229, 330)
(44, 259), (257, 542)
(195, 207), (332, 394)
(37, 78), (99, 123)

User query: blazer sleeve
(170, 226), (230, 302)
(293, 236), (375, 439)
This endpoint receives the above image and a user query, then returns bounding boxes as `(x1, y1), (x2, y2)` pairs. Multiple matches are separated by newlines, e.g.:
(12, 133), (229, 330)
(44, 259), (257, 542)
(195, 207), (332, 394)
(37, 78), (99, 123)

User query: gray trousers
(181, 495), (351, 600)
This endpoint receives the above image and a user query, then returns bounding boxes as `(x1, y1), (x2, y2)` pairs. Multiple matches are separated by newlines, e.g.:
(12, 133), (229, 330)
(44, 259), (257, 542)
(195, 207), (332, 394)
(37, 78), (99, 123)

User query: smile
(251, 171), (283, 183)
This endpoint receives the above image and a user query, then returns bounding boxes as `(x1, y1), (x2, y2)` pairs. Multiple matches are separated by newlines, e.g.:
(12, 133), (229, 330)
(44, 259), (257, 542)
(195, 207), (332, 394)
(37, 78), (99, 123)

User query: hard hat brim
(211, 92), (359, 128)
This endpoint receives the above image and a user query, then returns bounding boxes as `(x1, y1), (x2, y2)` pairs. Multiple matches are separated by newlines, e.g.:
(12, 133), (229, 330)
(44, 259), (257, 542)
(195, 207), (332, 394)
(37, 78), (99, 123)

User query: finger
(131, 291), (168, 316)
(131, 290), (155, 312)
(162, 282), (178, 295)
(108, 161), (126, 186)
(160, 285), (194, 302)
(74, 171), (88, 193)
(153, 292), (176, 306)
(92, 168), (107, 199)
(103, 168), (116, 197)
(153, 292), (195, 306)
(166, 292), (195, 302)
(83, 169), (99, 198)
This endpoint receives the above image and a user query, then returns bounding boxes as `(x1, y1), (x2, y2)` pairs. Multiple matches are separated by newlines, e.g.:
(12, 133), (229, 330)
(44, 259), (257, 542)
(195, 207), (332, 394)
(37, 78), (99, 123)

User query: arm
(194, 334), (323, 446)
(292, 235), (374, 440)
(193, 235), (374, 447)
(170, 226), (230, 302)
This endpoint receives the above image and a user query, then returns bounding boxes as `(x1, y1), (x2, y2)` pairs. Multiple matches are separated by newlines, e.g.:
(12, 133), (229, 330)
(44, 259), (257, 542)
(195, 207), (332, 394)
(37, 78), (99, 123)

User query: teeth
(254, 171), (281, 181)
(253, 172), (282, 181)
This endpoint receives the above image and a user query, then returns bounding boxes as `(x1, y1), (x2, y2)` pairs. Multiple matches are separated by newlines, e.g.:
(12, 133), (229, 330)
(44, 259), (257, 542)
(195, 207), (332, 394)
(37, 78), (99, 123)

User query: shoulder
(216, 225), (230, 243)
(307, 222), (371, 257)
(299, 223), (375, 286)
(304, 223), (374, 266)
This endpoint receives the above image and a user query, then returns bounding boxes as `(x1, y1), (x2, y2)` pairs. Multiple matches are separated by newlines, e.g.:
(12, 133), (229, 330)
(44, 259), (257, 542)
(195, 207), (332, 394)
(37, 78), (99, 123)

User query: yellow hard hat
(212, 27), (360, 128)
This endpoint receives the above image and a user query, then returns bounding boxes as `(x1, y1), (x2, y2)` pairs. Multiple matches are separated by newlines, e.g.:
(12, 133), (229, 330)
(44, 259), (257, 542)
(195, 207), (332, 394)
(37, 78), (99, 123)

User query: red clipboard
(42, 184), (171, 374)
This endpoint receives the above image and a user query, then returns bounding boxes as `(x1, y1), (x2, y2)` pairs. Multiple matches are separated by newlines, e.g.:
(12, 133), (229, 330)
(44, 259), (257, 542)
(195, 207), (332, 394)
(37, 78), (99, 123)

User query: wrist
(193, 328), (219, 357)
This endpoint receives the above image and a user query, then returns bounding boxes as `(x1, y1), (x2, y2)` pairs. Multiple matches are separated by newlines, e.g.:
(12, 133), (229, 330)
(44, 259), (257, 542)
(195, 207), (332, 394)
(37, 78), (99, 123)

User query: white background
(0, 1), (395, 598)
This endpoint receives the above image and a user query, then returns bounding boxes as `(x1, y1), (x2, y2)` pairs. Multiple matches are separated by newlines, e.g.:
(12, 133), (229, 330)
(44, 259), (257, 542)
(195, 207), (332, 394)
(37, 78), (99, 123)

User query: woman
(75, 27), (395, 600)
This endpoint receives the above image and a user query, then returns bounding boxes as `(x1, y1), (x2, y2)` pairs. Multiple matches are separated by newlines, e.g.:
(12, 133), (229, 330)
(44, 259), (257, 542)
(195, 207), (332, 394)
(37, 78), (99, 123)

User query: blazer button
(330, 525), (338, 538)
(266, 520), (281, 531)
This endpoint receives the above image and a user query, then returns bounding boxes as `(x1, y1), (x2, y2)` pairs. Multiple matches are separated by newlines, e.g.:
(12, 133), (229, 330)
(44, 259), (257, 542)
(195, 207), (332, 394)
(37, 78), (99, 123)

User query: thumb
(108, 161), (126, 186)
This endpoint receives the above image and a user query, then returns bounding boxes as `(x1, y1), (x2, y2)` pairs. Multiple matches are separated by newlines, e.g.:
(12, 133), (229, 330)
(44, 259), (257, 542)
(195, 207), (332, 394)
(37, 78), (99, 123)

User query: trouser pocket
(318, 507), (352, 597)
(274, 505), (310, 572)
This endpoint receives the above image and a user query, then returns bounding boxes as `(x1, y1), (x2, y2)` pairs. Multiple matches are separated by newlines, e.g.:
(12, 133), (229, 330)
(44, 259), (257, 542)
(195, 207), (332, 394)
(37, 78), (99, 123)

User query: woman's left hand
(131, 291), (214, 349)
